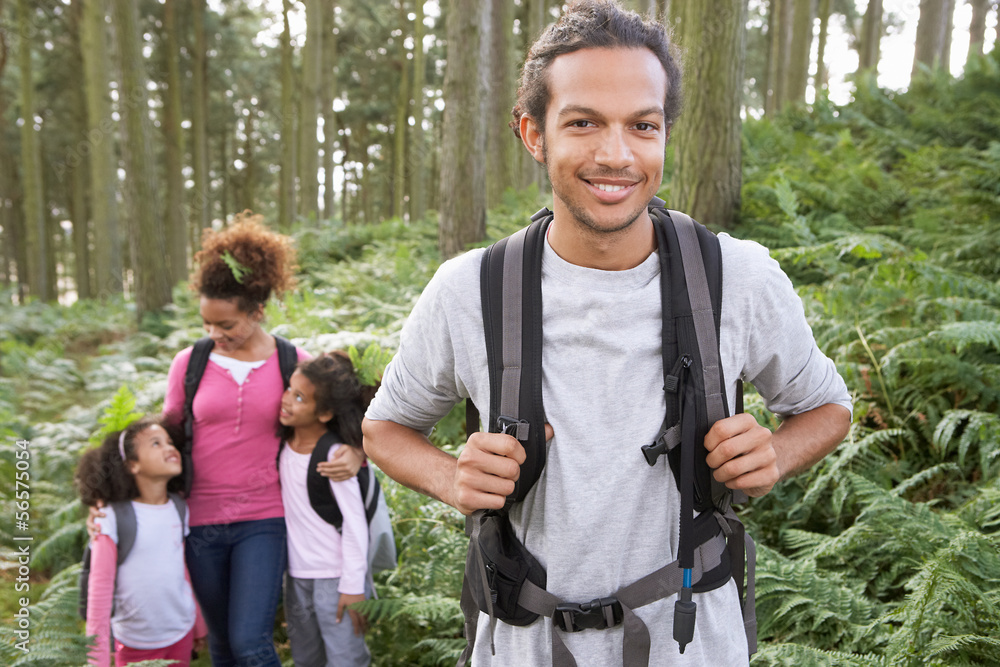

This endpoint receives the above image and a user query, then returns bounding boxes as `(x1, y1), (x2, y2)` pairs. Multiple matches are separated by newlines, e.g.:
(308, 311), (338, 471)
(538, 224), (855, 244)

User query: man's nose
(595, 129), (633, 169)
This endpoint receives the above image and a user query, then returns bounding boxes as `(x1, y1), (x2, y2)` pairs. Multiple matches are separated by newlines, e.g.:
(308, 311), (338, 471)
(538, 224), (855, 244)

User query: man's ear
(520, 115), (545, 164)
(665, 125), (672, 144)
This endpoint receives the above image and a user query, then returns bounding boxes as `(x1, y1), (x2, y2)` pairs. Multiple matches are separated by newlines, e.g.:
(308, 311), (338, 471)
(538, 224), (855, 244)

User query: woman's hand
(86, 501), (107, 539)
(316, 445), (365, 481)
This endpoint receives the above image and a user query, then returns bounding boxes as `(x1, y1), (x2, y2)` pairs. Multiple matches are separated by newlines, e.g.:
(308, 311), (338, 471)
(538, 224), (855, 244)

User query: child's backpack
(306, 431), (398, 574)
(181, 335), (298, 496)
(79, 493), (187, 619)
(458, 199), (756, 666)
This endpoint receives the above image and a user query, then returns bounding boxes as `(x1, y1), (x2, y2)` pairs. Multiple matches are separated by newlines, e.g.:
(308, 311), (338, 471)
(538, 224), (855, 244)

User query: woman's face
(199, 296), (263, 353)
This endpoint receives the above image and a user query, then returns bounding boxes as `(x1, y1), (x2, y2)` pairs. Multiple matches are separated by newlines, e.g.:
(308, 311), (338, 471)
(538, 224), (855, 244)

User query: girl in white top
(75, 416), (206, 667)
(278, 352), (377, 667)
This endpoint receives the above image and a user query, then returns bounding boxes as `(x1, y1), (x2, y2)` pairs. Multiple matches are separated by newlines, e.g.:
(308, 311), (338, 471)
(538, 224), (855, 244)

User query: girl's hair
(75, 417), (185, 505)
(191, 211), (298, 313)
(286, 351), (379, 449)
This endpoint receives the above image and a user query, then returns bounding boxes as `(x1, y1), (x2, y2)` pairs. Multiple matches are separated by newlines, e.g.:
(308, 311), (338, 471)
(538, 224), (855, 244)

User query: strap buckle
(553, 597), (623, 632)
(497, 415), (530, 441)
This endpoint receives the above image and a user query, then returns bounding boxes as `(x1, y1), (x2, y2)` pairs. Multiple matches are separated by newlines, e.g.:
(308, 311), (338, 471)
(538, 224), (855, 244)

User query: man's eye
(635, 122), (656, 131)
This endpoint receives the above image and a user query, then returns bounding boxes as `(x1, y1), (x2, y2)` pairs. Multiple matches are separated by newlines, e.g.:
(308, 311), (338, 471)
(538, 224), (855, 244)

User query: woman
(93, 212), (365, 667)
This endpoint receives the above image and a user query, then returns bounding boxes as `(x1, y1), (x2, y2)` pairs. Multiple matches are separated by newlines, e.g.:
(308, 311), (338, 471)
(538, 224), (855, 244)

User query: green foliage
(8, 51), (1000, 665)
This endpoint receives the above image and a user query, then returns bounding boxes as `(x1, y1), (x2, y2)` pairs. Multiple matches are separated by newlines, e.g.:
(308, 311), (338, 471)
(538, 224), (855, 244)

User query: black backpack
(181, 335), (299, 496)
(458, 199), (756, 667)
(79, 493), (187, 619)
(290, 430), (398, 574)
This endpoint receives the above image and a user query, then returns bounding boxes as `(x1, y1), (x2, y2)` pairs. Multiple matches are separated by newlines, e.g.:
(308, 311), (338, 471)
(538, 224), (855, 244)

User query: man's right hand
(452, 424), (554, 515)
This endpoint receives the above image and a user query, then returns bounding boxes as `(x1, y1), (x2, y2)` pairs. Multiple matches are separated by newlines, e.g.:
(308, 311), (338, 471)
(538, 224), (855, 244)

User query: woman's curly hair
(510, 0), (683, 139)
(191, 211), (298, 313)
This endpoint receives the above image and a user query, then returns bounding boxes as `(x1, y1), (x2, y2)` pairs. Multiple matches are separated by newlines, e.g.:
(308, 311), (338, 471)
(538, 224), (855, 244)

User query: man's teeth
(594, 183), (625, 192)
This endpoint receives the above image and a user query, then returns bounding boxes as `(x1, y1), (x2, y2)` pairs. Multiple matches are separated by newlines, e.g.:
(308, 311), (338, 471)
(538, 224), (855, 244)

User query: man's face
(523, 47), (669, 236)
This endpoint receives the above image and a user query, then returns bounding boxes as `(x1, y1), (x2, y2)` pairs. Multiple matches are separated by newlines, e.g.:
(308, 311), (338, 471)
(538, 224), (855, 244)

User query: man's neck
(546, 211), (657, 271)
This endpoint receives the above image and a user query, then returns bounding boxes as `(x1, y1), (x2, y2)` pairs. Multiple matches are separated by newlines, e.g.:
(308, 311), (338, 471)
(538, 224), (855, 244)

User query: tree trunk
(785, 0), (812, 106)
(80, 0), (122, 297)
(765, 0), (792, 114)
(913, 0), (953, 76)
(279, 0), (296, 229)
(299, 0), (322, 221)
(858, 0), (883, 73)
(815, 0), (831, 94)
(671, 0), (747, 230)
(487, 0), (515, 208)
(111, 0), (172, 319)
(409, 0), (428, 222)
(967, 0), (990, 62)
(191, 0), (210, 237)
(17, 0), (52, 301)
(439, 0), (488, 257)
(68, 0), (92, 300)
(321, 1), (337, 220)
(163, 0), (187, 285)
(393, 0), (410, 220)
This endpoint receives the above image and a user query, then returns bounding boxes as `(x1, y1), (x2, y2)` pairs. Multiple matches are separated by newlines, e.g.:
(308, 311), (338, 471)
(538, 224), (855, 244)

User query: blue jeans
(186, 517), (286, 667)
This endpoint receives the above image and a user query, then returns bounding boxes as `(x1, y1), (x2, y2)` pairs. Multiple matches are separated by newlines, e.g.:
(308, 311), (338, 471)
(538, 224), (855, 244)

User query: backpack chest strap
(516, 529), (727, 667)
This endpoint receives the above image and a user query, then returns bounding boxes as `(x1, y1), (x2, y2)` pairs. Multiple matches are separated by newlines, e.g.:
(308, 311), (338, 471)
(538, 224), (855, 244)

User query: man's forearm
(362, 417), (459, 508)
(771, 403), (852, 480)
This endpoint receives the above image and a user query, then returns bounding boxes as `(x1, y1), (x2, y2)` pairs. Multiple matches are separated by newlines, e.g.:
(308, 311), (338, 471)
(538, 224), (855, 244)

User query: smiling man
(362, 2), (852, 665)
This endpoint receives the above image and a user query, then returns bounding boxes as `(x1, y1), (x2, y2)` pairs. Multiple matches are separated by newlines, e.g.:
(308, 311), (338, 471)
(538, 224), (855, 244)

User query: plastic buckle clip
(497, 416), (530, 441)
(553, 597), (623, 632)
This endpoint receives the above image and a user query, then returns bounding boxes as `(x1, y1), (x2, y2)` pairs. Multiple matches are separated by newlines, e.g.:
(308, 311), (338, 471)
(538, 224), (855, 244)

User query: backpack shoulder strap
(167, 492), (187, 534)
(479, 208), (550, 505)
(110, 500), (137, 567)
(181, 338), (214, 496)
(274, 335), (298, 388)
(306, 431), (345, 531)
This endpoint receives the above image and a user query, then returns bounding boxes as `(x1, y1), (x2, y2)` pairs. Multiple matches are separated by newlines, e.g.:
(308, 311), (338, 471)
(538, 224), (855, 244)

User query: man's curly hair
(510, 0), (683, 139)
(191, 211), (298, 313)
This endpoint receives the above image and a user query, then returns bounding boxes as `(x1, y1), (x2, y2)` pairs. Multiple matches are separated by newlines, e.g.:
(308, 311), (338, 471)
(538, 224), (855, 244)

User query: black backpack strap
(274, 335), (298, 388)
(480, 209), (550, 503)
(110, 500), (137, 567)
(181, 338), (215, 496)
(306, 431), (344, 530)
(167, 492), (188, 536)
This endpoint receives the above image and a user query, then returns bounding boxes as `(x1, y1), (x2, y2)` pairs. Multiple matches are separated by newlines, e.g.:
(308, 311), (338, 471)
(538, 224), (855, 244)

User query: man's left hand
(703, 413), (778, 497)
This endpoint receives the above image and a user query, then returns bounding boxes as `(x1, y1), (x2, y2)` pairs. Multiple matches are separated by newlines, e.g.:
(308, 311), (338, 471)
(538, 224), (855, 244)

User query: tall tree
(913, 0), (954, 76)
(80, 0), (122, 297)
(163, 0), (187, 284)
(487, 0), (516, 208)
(68, 0), (92, 299)
(966, 0), (992, 62)
(438, 0), (488, 257)
(321, 1), (337, 220)
(785, 0), (813, 105)
(393, 0), (410, 220)
(858, 0), (884, 73)
(279, 0), (296, 229)
(409, 0), (428, 222)
(191, 0), (210, 238)
(765, 0), (793, 114)
(111, 0), (172, 318)
(16, 0), (52, 301)
(815, 0), (831, 94)
(522, 0), (548, 193)
(299, 0), (322, 220)
(671, 0), (748, 229)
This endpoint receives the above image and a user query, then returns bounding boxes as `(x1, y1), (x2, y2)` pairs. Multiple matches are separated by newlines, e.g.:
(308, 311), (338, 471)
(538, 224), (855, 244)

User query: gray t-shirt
(367, 232), (852, 666)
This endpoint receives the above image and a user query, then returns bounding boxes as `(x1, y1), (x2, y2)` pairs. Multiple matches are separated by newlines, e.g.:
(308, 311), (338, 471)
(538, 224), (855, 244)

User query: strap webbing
(500, 228), (528, 438)
(517, 532), (727, 667)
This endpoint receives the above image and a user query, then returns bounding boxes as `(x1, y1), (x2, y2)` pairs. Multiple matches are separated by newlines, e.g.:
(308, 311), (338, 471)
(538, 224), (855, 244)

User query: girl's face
(280, 370), (332, 429)
(128, 424), (182, 480)
(199, 296), (263, 353)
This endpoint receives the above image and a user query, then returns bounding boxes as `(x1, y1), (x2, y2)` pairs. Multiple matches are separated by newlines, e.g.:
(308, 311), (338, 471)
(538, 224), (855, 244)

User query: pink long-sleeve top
(163, 343), (310, 527)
